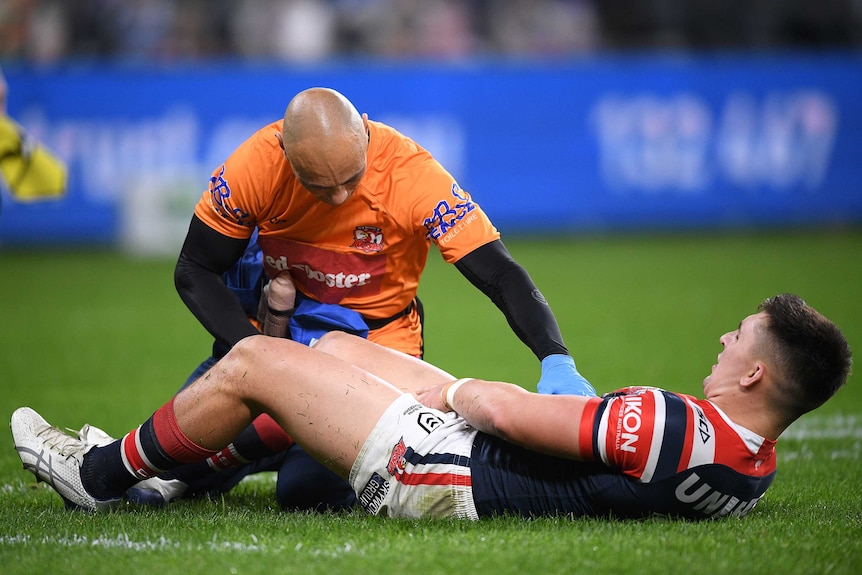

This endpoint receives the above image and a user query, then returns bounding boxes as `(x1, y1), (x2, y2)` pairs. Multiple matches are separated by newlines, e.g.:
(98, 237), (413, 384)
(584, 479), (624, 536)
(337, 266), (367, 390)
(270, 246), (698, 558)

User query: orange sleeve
(381, 129), (499, 264)
(193, 120), (285, 239)
(420, 181), (501, 264)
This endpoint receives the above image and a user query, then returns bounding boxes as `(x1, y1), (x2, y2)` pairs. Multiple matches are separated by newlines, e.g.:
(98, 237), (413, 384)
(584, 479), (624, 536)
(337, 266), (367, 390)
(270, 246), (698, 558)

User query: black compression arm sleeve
(454, 239), (568, 360)
(174, 215), (260, 348)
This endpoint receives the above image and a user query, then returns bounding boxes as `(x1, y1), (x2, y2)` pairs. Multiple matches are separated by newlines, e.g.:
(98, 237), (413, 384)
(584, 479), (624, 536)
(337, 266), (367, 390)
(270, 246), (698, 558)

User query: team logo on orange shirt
(350, 226), (384, 253)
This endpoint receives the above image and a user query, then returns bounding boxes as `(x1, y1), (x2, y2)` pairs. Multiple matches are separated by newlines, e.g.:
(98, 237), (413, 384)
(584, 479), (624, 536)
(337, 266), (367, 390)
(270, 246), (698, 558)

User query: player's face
(703, 312), (767, 394)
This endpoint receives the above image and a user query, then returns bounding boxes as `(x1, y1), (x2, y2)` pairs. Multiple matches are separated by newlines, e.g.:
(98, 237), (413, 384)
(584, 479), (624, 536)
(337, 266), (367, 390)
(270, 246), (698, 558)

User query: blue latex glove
(537, 354), (597, 397)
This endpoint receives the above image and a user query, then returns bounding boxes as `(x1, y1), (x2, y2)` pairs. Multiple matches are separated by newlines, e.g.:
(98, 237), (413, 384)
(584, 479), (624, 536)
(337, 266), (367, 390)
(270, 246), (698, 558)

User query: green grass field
(1, 230), (861, 575)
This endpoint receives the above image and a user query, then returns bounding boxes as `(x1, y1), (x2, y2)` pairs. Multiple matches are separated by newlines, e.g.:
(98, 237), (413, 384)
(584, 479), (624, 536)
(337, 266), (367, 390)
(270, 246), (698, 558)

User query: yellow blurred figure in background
(0, 68), (66, 202)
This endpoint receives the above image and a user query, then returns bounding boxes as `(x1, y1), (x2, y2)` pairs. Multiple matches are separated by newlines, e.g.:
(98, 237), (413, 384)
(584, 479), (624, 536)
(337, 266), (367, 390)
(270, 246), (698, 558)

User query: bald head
(282, 88), (364, 145)
(281, 88), (368, 205)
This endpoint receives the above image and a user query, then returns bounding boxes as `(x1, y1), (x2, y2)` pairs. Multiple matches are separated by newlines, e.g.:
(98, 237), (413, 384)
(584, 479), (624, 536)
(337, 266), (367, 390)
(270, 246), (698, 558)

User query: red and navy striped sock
(166, 414), (296, 485)
(205, 414), (295, 471)
(81, 397), (217, 499)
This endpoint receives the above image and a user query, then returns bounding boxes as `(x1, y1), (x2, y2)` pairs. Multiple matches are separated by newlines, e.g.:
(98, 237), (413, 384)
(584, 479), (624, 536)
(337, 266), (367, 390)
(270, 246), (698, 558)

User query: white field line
(0, 532), (361, 557)
(782, 413), (862, 440)
(777, 413), (861, 463)
(0, 532), (277, 553)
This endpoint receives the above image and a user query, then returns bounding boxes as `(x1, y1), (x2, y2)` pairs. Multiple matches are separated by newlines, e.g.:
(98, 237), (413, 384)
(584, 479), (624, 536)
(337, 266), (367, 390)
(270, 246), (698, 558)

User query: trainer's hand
(537, 354), (597, 397)
(258, 272), (296, 338)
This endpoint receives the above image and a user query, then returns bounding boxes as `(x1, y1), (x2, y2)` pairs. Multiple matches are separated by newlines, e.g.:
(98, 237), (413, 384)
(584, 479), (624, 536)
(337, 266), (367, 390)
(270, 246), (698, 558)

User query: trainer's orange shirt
(194, 120), (500, 355)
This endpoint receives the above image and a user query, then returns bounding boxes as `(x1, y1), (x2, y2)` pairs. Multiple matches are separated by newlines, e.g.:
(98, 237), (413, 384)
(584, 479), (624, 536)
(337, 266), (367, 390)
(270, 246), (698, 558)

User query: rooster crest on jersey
(350, 226), (384, 253)
(386, 438), (413, 479)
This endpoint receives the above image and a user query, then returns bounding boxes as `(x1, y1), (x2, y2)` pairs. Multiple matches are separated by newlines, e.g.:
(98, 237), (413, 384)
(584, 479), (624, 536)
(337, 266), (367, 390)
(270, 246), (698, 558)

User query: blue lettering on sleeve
(423, 183), (477, 241)
(209, 165), (230, 210)
(208, 165), (251, 226)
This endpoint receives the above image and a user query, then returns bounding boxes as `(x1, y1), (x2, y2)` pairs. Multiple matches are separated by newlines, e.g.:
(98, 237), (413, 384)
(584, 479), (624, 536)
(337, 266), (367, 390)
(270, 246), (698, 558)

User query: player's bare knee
(313, 330), (355, 354)
(220, 336), (269, 394)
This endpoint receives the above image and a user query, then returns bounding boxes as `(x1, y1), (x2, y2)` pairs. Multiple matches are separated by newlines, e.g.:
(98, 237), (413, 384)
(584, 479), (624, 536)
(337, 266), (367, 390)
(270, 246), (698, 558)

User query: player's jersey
(470, 386), (777, 519)
(193, 120), (500, 355)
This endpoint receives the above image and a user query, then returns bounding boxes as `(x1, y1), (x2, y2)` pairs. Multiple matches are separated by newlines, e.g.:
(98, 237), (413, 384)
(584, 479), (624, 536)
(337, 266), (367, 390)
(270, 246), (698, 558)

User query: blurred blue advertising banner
(1, 53), (860, 252)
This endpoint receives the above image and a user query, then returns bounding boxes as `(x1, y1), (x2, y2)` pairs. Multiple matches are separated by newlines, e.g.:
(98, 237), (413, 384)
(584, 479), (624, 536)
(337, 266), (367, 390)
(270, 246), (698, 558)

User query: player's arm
(418, 378), (595, 460)
(175, 214), (261, 348)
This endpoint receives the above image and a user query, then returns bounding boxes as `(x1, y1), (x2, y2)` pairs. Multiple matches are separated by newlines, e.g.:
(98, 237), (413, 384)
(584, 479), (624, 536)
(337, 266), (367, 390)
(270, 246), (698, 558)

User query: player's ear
(740, 362), (766, 389)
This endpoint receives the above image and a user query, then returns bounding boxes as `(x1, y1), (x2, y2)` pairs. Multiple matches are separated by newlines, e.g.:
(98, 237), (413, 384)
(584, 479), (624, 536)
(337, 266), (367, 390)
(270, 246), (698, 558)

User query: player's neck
(712, 396), (784, 441)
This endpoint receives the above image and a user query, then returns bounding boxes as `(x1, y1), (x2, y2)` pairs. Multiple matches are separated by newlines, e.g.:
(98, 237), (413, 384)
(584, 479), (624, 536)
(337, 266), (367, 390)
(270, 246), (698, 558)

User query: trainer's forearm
(455, 240), (568, 360)
(175, 215), (260, 348)
(175, 256), (259, 347)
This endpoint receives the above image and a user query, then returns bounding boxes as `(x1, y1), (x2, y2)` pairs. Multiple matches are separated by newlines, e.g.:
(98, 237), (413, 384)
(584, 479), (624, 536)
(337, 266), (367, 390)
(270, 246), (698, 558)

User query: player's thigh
(314, 331), (455, 394)
(235, 335), (404, 476)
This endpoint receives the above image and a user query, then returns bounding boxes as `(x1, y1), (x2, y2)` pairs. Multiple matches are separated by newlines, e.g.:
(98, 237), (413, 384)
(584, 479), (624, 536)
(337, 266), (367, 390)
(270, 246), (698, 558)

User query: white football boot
(74, 421), (116, 449)
(10, 407), (122, 512)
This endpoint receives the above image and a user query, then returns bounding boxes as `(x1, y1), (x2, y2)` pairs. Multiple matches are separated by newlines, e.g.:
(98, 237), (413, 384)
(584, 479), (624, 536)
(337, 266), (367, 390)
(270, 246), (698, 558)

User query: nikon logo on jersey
(619, 395), (644, 453)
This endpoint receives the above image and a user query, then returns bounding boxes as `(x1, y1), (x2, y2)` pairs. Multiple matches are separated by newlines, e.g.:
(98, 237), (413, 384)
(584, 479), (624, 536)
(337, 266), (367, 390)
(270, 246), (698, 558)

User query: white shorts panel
(349, 394), (479, 520)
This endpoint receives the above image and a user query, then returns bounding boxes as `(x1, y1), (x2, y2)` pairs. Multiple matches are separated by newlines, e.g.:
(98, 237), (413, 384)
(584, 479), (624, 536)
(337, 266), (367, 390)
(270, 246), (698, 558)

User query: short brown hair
(758, 294), (852, 419)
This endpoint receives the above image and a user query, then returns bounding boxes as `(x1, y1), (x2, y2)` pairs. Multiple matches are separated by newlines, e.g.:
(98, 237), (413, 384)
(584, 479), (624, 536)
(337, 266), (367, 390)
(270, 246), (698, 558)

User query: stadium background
(1, 5), (861, 574)
(1, 1), (860, 249)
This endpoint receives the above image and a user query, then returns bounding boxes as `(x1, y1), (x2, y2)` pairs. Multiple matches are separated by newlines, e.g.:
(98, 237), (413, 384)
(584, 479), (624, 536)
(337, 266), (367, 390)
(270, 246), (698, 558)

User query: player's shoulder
(598, 386), (698, 428)
(602, 386), (672, 399)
